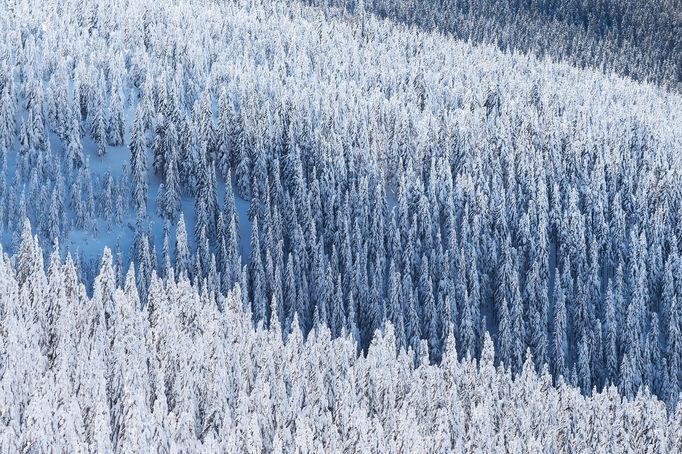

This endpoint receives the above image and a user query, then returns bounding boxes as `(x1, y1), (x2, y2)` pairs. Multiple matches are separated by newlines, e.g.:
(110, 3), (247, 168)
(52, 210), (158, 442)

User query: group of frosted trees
(1, 0), (682, 415)
(0, 229), (680, 452)
(307, 0), (682, 90)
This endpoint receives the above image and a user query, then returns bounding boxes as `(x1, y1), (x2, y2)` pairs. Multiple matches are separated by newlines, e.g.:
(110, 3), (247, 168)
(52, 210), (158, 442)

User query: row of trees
(0, 0), (681, 408)
(1, 230), (680, 452)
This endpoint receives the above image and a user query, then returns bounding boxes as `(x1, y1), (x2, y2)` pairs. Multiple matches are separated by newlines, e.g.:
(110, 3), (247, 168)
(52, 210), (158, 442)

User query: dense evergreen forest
(307, 0), (682, 89)
(1, 233), (680, 451)
(0, 0), (680, 450)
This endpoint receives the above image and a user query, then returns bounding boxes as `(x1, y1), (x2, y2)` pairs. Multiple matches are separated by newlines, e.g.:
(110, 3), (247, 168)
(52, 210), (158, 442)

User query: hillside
(0, 0), (681, 447)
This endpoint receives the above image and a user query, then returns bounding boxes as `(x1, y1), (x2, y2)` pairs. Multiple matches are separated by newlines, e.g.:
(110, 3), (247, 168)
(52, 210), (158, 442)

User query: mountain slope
(0, 0), (681, 411)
